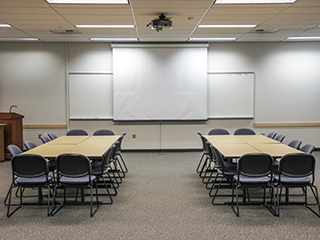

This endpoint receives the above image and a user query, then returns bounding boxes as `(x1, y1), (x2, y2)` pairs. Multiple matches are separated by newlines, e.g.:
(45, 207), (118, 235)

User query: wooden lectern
(0, 112), (24, 160)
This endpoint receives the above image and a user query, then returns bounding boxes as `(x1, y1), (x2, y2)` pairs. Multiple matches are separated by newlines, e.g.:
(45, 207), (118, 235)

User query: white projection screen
(112, 44), (208, 121)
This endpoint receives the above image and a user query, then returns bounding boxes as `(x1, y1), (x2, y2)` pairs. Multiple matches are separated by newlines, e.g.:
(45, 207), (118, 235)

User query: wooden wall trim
(23, 124), (67, 129)
(254, 122), (320, 127)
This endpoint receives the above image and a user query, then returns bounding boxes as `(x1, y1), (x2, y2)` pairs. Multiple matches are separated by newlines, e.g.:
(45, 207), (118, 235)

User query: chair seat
(234, 175), (270, 184)
(274, 175), (311, 184)
(16, 175), (53, 185)
(60, 175), (96, 184)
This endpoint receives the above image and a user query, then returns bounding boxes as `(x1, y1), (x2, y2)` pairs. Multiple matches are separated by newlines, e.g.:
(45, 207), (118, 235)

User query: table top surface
(204, 134), (303, 158)
(22, 135), (120, 158)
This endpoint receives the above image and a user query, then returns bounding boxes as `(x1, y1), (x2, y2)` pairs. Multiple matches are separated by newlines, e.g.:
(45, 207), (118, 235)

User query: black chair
(208, 128), (230, 135)
(300, 144), (315, 154)
(6, 154), (53, 217)
(113, 133), (128, 174)
(66, 129), (89, 136)
(198, 138), (216, 180)
(24, 140), (37, 150)
(208, 144), (237, 204)
(231, 153), (276, 217)
(274, 153), (320, 217)
(267, 132), (277, 139)
(4, 145), (23, 206)
(91, 144), (117, 203)
(93, 129), (115, 136)
(52, 153), (99, 217)
(234, 128), (255, 135)
(39, 134), (51, 144)
(196, 132), (211, 173)
(7, 144), (22, 157)
(287, 139), (302, 150)
(274, 134), (285, 142)
(48, 133), (58, 140)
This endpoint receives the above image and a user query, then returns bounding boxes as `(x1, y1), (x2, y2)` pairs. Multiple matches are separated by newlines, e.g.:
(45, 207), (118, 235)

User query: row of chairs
(197, 130), (320, 217)
(5, 130), (127, 217)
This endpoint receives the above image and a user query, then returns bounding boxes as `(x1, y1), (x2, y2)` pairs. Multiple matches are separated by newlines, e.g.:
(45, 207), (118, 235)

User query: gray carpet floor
(0, 151), (320, 240)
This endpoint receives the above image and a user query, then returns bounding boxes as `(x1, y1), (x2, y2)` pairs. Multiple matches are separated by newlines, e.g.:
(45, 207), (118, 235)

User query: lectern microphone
(9, 105), (17, 113)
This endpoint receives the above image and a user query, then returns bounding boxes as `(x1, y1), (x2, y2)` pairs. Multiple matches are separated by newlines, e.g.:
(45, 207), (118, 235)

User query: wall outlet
(132, 133), (136, 139)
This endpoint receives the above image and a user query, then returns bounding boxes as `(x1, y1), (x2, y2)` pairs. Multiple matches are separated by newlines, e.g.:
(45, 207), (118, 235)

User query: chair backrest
(12, 154), (49, 179)
(197, 132), (206, 151)
(117, 132), (126, 151)
(209, 144), (223, 169)
(208, 128), (230, 135)
(237, 153), (273, 178)
(7, 144), (22, 157)
(40, 134), (51, 143)
(66, 129), (89, 136)
(274, 134), (285, 142)
(234, 128), (255, 135)
(101, 144), (117, 169)
(93, 129), (115, 136)
(198, 132), (209, 153)
(56, 153), (92, 179)
(48, 133), (58, 140)
(267, 132), (277, 139)
(279, 153), (315, 180)
(287, 139), (302, 150)
(300, 144), (315, 154)
(24, 140), (37, 150)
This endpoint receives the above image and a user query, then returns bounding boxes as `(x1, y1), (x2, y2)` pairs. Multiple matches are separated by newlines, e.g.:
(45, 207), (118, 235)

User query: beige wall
(1, 42), (319, 150)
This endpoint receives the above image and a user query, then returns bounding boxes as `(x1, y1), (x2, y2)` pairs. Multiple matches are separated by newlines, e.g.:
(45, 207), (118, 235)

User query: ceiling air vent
(49, 29), (81, 34)
(249, 28), (280, 34)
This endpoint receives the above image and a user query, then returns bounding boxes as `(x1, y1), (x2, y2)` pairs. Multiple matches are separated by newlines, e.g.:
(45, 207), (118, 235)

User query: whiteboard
(112, 45), (208, 121)
(69, 74), (113, 119)
(208, 73), (254, 118)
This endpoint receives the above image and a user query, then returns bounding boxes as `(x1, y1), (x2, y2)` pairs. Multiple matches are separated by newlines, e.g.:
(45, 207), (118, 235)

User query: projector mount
(147, 13), (173, 32)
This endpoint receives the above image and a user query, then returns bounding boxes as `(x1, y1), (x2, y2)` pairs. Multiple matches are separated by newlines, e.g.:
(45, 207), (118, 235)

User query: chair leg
(118, 154), (128, 173)
(7, 185), (22, 218)
(306, 185), (320, 217)
(196, 153), (205, 173)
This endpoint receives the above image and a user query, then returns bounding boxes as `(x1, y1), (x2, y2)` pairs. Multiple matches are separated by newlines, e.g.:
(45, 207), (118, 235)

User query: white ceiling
(0, 0), (319, 42)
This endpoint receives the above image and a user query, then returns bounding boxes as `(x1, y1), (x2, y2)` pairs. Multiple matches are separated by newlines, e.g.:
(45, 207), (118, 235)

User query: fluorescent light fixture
(46, 0), (129, 4)
(287, 36), (320, 41)
(0, 24), (11, 27)
(90, 38), (138, 41)
(0, 38), (39, 41)
(189, 37), (237, 41)
(76, 25), (134, 28)
(215, 0), (297, 4)
(198, 25), (257, 28)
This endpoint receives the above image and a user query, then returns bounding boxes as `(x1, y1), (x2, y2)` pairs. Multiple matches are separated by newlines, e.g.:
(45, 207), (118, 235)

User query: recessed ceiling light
(46, 0), (129, 4)
(287, 36), (320, 41)
(0, 38), (39, 41)
(0, 24), (11, 27)
(215, 0), (297, 4)
(198, 25), (257, 28)
(90, 38), (138, 41)
(189, 37), (237, 41)
(75, 25), (135, 28)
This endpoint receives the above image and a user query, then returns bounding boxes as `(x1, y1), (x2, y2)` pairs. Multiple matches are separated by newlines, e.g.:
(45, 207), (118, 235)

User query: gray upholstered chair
(208, 128), (230, 135)
(231, 153), (276, 217)
(52, 153), (99, 217)
(234, 128), (255, 135)
(93, 129), (115, 136)
(66, 129), (89, 136)
(7, 154), (53, 217)
(274, 153), (320, 217)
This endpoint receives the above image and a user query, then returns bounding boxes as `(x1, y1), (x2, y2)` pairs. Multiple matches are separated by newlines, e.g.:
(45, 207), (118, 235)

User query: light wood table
(249, 143), (302, 158)
(23, 135), (119, 158)
(205, 135), (302, 158)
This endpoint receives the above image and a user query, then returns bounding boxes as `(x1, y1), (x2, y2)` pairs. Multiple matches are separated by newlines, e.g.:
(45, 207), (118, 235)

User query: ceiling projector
(147, 13), (173, 32)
